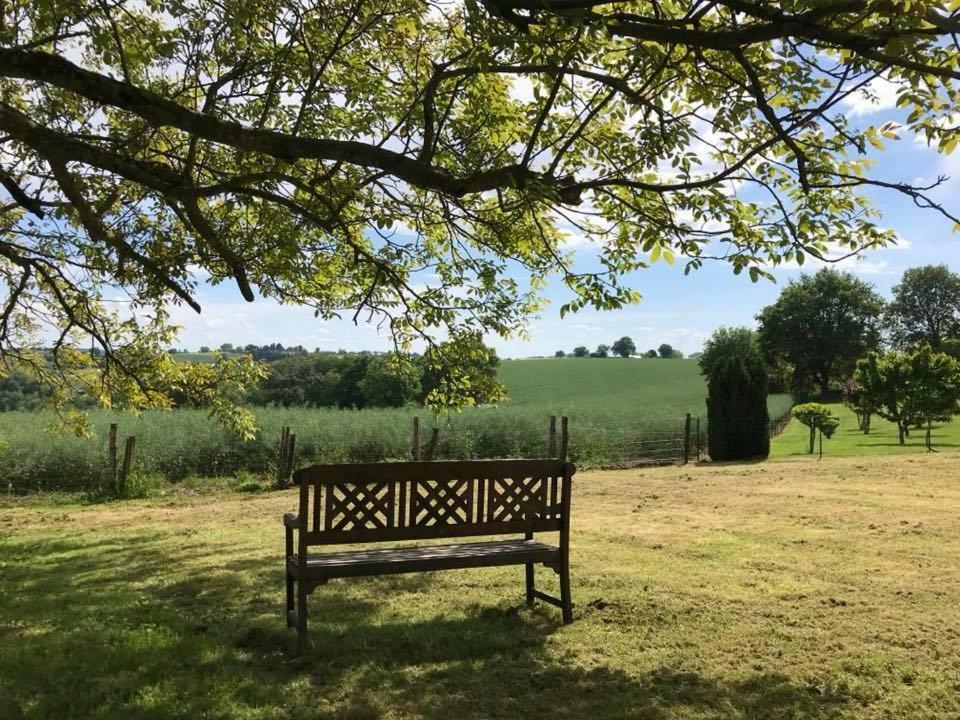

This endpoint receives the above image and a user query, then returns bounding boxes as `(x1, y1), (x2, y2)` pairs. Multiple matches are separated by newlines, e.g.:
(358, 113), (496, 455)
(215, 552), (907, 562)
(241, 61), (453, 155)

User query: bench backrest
(292, 459), (574, 546)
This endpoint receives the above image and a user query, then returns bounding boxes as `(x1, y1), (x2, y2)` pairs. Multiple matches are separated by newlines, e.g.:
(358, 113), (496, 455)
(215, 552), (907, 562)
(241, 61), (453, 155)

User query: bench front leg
(284, 514), (301, 630)
(524, 530), (535, 605)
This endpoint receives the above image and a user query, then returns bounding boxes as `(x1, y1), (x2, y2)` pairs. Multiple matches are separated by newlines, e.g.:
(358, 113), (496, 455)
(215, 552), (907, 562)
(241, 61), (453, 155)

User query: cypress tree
(707, 355), (770, 460)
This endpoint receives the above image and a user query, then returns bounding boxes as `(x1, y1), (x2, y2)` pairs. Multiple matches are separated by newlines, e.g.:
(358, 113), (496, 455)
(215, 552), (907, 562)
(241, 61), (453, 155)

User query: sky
(168, 88), (960, 358)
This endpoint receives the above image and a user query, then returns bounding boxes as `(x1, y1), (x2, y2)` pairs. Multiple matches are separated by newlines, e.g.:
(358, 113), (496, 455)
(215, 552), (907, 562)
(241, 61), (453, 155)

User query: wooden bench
(283, 458), (575, 650)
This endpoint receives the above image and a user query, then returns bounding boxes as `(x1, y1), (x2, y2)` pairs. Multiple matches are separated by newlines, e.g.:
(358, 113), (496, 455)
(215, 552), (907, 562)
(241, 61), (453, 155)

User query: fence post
(286, 434), (296, 479)
(119, 436), (136, 493)
(412, 417), (421, 461)
(696, 417), (701, 461)
(108, 423), (118, 490)
(559, 416), (569, 461)
(425, 428), (439, 461)
(683, 413), (692, 464)
(548, 415), (557, 457)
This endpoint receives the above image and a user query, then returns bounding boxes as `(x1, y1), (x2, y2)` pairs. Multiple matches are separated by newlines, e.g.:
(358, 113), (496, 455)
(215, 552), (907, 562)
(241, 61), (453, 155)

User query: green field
(500, 357), (712, 412)
(771, 402), (960, 458)
(3, 454), (958, 718)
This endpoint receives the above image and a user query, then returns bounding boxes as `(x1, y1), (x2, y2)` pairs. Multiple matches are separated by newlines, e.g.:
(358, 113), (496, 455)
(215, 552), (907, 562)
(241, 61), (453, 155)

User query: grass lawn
(771, 403), (960, 458)
(3, 454), (959, 718)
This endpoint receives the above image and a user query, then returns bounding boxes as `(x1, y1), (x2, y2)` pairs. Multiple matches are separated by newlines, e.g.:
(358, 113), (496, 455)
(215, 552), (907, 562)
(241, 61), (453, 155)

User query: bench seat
(288, 539), (560, 580)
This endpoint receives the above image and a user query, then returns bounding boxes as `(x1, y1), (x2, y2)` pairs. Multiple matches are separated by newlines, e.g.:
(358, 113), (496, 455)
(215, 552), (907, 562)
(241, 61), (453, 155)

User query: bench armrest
(283, 513), (303, 529)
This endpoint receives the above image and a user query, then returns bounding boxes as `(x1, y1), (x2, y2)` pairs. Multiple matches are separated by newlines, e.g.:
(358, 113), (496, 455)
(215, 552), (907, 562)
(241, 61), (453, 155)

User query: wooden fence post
(119, 436), (136, 492)
(424, 428), (439, 461)
(548, 416), (557, 458)
(277, 426), (296, 485)
(559, 416), (569, 461)
(108, 423), (118, 489)
(412, 417), (421, 461)
(286, 434), (296, 479)
(696, 417), (701, 461)
(683, 413), (692, 464)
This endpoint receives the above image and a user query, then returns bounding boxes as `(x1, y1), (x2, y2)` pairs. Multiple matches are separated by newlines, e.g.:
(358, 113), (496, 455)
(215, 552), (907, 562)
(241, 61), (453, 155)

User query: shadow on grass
(0, 531), (847, 720)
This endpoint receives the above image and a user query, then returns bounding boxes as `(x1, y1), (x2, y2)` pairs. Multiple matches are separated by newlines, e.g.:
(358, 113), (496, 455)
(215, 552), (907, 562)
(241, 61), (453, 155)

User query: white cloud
(842, 76), (901, 117)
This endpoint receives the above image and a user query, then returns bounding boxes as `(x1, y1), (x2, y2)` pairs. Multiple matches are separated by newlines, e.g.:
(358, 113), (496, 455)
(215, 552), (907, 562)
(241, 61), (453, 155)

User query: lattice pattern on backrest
(325, 481), (395, 531)
(295, 460), (572, 543)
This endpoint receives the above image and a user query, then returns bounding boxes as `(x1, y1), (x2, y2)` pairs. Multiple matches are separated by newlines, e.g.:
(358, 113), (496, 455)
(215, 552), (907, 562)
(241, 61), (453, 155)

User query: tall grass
(0, 392), (792, 492)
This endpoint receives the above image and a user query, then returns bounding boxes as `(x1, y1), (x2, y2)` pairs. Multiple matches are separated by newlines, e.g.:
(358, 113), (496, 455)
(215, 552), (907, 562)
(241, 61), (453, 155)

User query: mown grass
(0, 358), (792, 491)
(2, 453), (958, 718)
(771, 403), (960, 458)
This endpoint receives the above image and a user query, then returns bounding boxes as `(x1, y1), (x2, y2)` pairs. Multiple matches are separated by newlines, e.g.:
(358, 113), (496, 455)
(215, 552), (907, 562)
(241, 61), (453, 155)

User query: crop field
(2, 453), (958, 719)
(0, 358), (792, 492)
(771, 403), (960, 458)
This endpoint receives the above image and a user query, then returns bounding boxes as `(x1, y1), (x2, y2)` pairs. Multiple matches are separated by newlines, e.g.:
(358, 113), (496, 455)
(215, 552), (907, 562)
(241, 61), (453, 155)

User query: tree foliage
(757, 269), (885, 394)
(611, 336), (636, 358)
(699, 326), (762, 378)
(1, 0), (959, 426)
(886, 265), (960, 351)
(855, 345), (960, 446)
(706, 354), (769, 461)
(840, 378), (874, 434)
(572, 346), (590, 358)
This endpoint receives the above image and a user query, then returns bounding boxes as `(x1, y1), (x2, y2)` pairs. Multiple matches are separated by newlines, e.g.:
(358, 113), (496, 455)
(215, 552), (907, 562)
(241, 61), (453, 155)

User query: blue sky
(169, 91), (960, 358)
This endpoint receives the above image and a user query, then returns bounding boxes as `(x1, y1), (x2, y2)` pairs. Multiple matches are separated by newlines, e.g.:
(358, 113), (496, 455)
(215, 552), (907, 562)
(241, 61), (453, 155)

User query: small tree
(554, 350), (566, 358)
(611, 336), (636, 358)
(658, 343), (675, 359)
(707, 356), (770, 461)
(199, 346), (211, 353)
(644, 349), (658, 358)
(572, 345), (589, 358)
(856, 346), (960, 448)
(792, 403), (840, 456)
(592, 344), (610, 358)
(840, 378), (873, 434)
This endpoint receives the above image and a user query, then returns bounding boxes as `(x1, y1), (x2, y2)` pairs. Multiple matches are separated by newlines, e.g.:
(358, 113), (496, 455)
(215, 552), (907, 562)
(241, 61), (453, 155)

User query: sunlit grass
(2, 454), (959, 718)
(771, 403), (960, 458)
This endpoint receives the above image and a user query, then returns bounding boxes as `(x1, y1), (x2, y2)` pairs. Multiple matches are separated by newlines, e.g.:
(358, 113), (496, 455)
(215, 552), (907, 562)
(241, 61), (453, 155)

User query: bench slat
(302, 517), (563, 546)
(293, 458), (568, 484)
(288, 539), (559, 579)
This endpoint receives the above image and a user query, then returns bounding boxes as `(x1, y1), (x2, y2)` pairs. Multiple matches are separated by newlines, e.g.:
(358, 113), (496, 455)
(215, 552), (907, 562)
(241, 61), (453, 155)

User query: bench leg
(559, 552), (573, 624)
(296, 582), (308, 654)
(525, 562), (535, 606)
(286, 572), (295, 627)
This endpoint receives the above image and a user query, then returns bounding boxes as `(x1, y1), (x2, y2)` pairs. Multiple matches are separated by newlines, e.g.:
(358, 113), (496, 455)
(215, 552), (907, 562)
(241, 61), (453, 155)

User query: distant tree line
(556, 338), (684, 359)
(241, 344), (506, 410)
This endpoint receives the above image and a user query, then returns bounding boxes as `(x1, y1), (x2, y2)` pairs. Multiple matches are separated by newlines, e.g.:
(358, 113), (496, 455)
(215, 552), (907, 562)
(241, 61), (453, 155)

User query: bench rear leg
(286, 573), (295, 627)
(296, 582), (308, 653)
(559, 552), (573, 624)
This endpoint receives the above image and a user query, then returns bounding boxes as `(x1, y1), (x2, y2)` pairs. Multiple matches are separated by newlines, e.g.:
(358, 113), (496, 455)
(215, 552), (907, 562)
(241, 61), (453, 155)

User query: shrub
(707, 356), (770, 461)
(791, 403), (840, 454)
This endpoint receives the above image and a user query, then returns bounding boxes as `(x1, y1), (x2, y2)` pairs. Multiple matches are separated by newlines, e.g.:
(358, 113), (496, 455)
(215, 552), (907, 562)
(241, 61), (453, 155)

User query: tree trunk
(808, 426), (815, 454)
(898, 423), (906, 445)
